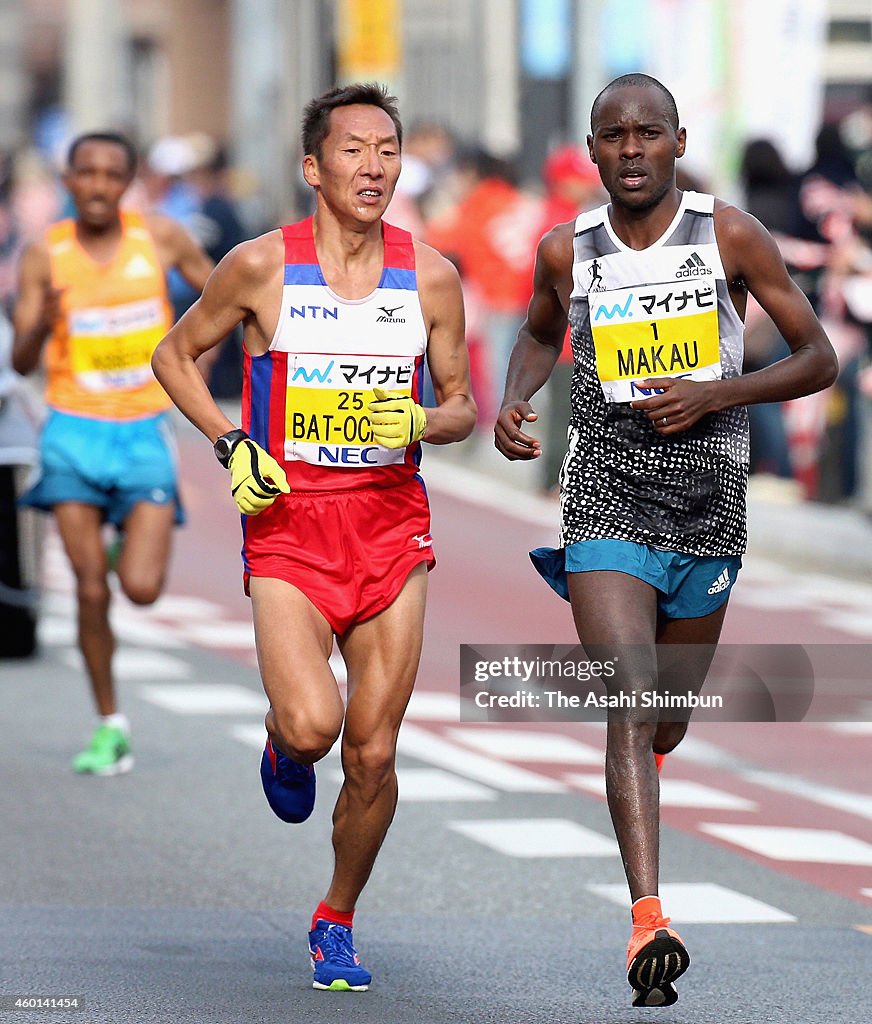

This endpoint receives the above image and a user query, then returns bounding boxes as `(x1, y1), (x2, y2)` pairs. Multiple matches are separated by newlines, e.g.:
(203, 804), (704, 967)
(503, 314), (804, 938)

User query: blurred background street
(3, 1), (872, 1022)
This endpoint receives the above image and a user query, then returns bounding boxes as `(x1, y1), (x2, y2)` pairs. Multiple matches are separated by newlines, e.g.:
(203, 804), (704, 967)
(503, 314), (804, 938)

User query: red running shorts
(242, 478), (435, 635)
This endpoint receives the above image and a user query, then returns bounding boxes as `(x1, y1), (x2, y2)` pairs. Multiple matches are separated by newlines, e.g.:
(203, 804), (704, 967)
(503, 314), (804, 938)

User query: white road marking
(139, 683), (267, 715)
(566, 772), (758, 811)
(181, 621), (256, 649)
(406, 692), (462, 720)
(447, 727), (602, 763)
(59, 648), (192, 680)
(449, 817), (619, 857)
(398, 723), (566, 793)
(740, 769), (872, 822)
(37, 615), (76, 647)
(589, 882), (796, 923)
(326, 767), (496, 802)
(701, 824), (872, 865)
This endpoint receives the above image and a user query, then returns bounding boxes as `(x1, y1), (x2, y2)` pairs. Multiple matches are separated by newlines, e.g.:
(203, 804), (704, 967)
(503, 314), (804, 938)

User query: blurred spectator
(426, 147), (541, 422)
(536, 145), (605, 491)
(185, 135), (248, 398)
(143, 135), (201, 321)
(739, 138), (807, 483)
(798, 122), (869, 502)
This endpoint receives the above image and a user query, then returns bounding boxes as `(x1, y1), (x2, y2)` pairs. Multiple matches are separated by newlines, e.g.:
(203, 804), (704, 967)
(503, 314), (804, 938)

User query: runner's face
(65, 142), (133, 230)
(304, 105), (401, 224)
(587, 86), (685, 212)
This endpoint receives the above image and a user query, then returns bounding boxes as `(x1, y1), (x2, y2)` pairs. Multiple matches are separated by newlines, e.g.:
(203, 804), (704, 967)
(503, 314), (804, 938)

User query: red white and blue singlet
(242, 217), (428, 492)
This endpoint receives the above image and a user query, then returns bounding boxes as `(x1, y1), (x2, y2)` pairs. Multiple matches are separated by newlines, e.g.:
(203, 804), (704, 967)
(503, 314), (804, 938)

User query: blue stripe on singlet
(283, 264), (324, 286)
(379, 267), (417, 290)
(248, 354), (273, 450)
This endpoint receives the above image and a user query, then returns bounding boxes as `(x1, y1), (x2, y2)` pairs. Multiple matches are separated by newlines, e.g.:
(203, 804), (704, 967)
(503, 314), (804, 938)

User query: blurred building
(5, 0), (872, 223)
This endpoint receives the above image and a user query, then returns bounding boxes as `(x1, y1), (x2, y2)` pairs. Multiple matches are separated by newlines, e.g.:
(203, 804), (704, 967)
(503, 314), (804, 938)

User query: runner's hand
(367, 387), (427, 448)
(228, 439), (290, 515)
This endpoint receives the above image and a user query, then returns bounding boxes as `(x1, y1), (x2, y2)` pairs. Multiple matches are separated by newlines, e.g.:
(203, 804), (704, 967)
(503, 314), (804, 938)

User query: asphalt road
(2, 424), (872, 1024)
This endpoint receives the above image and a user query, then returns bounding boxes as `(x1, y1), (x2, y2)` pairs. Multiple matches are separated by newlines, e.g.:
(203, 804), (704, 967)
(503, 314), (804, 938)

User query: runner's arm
(12, 242), (59, 375)
(631, 207), (838, 434)
(146, 212), (215, 292)
(151, 240), (266, 442)
(415, 244), (477, 444)
(494, 226), (570, 460)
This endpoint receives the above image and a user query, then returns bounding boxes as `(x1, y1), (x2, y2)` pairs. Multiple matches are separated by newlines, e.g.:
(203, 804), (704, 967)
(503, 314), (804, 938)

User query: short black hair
(301, 83), (403, 160)
(590, 74), (679, 132)
(67, 131), (138, 176)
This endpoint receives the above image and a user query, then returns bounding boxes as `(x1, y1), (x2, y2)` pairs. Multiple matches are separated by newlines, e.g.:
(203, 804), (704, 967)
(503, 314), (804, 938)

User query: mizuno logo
(377, 304), (406, 323)
(413, 533), (433, 549)
(593, 294), (633, 321)
(291, 360), (334, 383)
(707, 568), (731, 595)
(676, 252), (713, 278)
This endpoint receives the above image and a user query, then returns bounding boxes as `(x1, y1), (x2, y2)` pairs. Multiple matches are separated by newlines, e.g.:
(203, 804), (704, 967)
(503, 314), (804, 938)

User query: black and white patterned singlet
(559, 191), (749, 556)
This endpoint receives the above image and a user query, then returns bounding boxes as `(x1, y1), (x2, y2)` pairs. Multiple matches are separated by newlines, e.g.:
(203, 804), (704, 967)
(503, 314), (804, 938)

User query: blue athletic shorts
(20, 409), (185, 526)
(530, 538), (741, 619)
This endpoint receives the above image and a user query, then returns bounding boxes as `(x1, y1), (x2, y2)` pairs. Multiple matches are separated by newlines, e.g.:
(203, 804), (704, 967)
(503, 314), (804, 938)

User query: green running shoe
(72, 724), (133, 776)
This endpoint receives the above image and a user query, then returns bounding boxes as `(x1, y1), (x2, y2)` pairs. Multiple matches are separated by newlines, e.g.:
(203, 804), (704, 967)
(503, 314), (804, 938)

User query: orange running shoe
(626, 908), (689, 1007)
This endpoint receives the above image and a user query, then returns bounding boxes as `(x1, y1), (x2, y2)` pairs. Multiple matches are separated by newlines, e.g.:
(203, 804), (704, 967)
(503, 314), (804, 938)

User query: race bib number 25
(285, 353), (416, 467)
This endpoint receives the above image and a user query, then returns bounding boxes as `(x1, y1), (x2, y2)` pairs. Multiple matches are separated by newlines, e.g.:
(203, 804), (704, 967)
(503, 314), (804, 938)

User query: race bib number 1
(285, 353), (416, 467)
(590, 281), (722, 403)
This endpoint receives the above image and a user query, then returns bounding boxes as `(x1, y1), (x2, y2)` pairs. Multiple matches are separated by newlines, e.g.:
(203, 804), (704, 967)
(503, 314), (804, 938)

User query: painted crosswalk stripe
(447, 728), (601, 764)
(701, 824), (872, 865)
(566, 773), (758, 810)
(60, 648), (192, 680)
(398, 723), (566, 793)
(38, 615), (76, 647)
(326, 767), (496, 802)
(450, 818), (619, 857)
(182, 621), (256, 649)
(406, 692), (461, 720)
(589, 882), (795, 923)
(740, 768), (872, 821)
(139, 683), (267, 715)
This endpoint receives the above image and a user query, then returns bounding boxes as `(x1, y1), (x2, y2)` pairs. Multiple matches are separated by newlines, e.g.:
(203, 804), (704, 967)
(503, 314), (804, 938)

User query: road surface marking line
(447, 727), (601, 763)
(139, 683), (267, 715)
(327, 767), (497, 802)
(589, 882), (795, 922)
(398, 723), (566, 793)
(701, 824), (872, 865)
(450, 817), (618, 857)
(567, 773), (758, 810)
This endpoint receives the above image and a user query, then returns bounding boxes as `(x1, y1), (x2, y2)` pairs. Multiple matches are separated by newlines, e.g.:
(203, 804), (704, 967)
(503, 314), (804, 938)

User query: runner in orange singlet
(13, 132), (213, 775)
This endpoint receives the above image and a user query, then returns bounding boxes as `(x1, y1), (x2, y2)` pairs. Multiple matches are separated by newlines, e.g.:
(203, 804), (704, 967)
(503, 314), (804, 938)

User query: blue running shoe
(309, 920), (372, 991)
(260, 738), (315, 823)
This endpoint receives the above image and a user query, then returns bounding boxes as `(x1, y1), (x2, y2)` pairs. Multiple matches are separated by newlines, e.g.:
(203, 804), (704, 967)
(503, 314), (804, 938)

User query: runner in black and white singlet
(496, 74), (837, 1009)
(559, 191), (748, 557)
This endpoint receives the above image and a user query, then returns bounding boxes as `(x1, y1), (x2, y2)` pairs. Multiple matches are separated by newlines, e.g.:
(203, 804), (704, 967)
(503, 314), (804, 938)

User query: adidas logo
(675, 251), (713, 278)
(707, 567), (731, 595)
(122, 254), (155, 279)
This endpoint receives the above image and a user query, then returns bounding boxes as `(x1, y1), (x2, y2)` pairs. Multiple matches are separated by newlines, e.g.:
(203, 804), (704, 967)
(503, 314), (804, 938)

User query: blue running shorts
(530, 538), (741, 619)
(20, 409), (185, 526)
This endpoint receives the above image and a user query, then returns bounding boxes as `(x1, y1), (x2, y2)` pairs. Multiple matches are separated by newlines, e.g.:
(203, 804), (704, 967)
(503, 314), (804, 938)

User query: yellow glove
(367, 387), (427, 448)
(228, 438), (290, 515)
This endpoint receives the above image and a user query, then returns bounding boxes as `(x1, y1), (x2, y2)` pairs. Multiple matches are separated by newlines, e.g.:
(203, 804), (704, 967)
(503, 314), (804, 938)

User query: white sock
(101, 713), (130, 734)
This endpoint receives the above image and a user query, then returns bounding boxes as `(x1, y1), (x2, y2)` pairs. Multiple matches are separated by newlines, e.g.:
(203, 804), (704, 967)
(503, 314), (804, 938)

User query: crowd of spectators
(3, 103), (872, 503)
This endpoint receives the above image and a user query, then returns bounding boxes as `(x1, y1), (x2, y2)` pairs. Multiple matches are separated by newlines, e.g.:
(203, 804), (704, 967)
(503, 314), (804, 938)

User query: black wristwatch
(213, 429), (249, 468)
